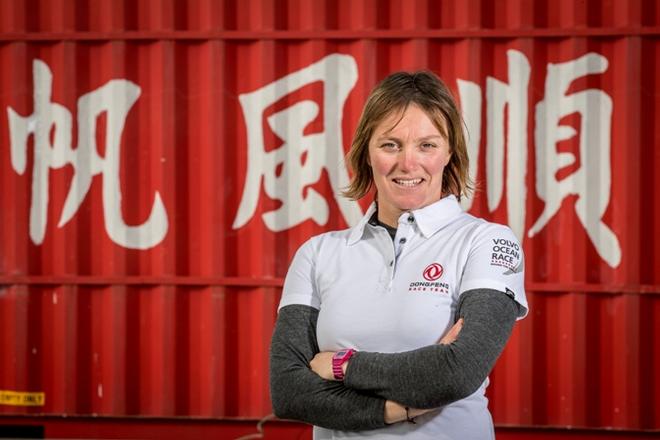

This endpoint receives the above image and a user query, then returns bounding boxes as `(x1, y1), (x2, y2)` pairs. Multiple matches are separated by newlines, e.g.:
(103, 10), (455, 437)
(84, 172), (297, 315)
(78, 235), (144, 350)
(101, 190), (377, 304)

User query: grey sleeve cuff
(270, 304), (387, 431)
(343, 288), (518, 409)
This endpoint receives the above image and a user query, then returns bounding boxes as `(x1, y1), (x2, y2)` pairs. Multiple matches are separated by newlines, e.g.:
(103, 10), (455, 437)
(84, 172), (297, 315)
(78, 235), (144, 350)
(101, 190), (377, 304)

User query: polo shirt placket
(367, 210), (420, 292)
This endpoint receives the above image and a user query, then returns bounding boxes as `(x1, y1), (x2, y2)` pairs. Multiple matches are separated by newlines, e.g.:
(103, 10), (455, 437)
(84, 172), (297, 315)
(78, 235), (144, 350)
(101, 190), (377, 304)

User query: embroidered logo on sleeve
(491, 238), (522, 274)
(503, 261), (523, 275)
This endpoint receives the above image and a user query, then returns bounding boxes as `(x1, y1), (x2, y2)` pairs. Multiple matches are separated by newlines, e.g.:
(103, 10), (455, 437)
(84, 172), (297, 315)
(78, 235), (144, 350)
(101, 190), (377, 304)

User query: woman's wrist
(404, 406), (417, 424)
(384, 401), (432, 424)
(384, 400), (407, 424)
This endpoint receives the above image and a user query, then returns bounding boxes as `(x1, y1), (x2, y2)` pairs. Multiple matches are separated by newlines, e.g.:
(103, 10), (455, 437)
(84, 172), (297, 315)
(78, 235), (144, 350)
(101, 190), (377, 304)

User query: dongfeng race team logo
(410, 263), (448, 293)
(423, 263), (444, 281)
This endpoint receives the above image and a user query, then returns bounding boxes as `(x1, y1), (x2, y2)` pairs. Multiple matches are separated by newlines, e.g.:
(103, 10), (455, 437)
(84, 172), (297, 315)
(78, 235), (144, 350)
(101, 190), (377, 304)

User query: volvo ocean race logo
(490, 238), (523, 274)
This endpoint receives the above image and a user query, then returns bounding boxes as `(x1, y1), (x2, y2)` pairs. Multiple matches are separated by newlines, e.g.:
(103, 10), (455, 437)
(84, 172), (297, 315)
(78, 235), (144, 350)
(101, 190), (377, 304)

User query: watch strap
(331, 349), (355, 380)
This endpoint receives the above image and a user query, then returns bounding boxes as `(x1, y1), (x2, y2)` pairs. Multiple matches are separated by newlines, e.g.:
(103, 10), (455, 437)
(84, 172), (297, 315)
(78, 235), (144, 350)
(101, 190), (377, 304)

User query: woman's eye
(381, 142), (398, 149)
(421, 142), (436, 149)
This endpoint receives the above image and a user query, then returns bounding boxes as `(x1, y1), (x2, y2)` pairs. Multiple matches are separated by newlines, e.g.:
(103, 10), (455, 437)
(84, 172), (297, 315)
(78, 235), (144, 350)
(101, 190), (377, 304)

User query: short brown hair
(343, 71), (472, 201)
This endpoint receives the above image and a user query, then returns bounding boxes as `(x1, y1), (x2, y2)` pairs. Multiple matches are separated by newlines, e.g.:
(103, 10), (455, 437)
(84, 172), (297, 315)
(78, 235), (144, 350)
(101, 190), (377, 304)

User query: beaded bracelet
(405, 407), (417, 424)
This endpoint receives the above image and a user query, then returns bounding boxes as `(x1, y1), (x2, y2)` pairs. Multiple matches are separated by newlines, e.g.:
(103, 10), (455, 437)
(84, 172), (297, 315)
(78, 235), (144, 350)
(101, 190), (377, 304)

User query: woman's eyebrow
(417, 135), (444, 141)
(374, 134), (444, 142)
(373, 135), (400, 142)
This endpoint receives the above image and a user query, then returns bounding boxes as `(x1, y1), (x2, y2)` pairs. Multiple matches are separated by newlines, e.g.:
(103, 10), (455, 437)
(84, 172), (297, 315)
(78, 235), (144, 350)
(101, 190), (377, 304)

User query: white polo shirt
(279, 195), (528, 440)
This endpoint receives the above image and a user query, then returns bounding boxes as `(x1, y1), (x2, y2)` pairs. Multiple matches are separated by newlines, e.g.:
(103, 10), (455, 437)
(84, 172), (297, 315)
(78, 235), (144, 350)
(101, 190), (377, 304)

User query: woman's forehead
(372, 104), (448, 138)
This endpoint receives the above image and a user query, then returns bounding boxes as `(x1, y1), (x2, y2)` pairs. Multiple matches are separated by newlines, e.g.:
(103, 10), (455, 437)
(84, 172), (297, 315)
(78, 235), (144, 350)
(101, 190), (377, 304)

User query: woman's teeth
(393, 178), (422, 187)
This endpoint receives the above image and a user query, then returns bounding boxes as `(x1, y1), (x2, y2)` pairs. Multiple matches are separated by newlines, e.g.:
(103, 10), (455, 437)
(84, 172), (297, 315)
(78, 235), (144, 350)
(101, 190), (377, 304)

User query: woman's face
(368, 104), (451, 226)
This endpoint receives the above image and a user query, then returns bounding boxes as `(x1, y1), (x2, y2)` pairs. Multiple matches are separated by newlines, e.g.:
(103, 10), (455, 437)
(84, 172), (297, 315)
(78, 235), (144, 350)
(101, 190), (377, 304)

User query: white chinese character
(7, 59), (168, 250)
(233, 54), (363, 232)
(459, 50), (620, 268)
(457, 78), (481, 213)
(485, 50), (530, 241)
(458, 49), (530, 242)
(530, 53), (621, 267)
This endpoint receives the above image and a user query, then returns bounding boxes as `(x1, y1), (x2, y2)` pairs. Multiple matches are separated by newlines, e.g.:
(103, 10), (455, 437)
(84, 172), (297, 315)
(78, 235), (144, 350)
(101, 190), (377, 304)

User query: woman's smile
(392, 178), (423, 187)
(368, 104), (451, 227)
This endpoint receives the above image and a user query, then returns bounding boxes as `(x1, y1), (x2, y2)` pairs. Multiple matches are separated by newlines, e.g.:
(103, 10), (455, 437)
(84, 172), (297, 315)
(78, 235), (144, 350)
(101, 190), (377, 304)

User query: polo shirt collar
(347, 202), (378, 245)
(412, 195), (463, 238)
(346, 195), (463, 245)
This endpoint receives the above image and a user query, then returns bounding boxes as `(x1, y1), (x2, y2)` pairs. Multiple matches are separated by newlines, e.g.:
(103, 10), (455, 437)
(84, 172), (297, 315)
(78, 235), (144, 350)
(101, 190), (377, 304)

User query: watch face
(336, 350), (348, 357)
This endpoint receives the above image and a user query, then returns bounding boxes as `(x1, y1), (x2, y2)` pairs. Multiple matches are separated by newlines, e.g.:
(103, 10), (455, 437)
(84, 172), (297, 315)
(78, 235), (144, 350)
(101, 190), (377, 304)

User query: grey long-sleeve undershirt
(344, 288), (519, 408)
(269, 288), (518, 428)
(270, 304), (387, 431)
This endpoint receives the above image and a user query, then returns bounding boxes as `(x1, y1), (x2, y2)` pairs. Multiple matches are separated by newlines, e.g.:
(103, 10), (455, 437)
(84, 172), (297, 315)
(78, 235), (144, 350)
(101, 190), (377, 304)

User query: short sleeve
(278, 237), (321, 311)
(459, 223), (528, 319)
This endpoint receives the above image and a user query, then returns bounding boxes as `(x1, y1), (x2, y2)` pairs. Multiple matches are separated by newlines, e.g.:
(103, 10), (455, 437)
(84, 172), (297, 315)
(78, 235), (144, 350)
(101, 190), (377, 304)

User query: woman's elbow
(271, 389), (292, 419)
(271, 397), (292, 420)
(270, 375), (298, 420)
(452, 376), (484, 401)
(420, 375), (485, 408)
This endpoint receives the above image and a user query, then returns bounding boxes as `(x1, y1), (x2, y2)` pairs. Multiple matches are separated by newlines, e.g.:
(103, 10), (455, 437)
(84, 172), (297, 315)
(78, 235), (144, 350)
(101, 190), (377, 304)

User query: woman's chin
(393, 197), (438, 212)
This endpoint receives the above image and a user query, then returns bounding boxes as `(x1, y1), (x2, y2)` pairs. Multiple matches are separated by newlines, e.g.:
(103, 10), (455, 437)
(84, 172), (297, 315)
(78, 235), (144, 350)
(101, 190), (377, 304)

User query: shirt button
(399, 237), (407, 244)
(407, 215), (414, 223)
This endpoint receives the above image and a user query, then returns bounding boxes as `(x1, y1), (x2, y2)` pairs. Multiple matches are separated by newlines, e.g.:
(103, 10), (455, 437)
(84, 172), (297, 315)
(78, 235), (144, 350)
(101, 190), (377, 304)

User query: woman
(270, 71), (528, 439)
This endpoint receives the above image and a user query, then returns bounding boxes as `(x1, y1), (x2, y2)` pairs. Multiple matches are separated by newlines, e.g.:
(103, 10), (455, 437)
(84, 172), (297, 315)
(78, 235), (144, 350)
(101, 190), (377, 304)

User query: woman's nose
(397, 146), (417, 171)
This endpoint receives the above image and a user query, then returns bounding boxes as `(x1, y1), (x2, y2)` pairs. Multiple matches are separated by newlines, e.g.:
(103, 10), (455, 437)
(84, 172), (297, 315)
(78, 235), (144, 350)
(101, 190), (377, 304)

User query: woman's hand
(437, 318), (463, 345)
(310, 351), (337, 380)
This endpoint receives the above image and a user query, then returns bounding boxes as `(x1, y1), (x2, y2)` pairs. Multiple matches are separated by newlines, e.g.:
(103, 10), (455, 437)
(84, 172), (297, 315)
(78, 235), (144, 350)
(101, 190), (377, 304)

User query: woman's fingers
(438, 318), (463, 345)
(310, 351), (335, 380)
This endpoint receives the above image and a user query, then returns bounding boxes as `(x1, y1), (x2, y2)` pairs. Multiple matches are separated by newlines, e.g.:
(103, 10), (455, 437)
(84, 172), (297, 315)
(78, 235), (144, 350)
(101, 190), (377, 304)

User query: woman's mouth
(392, 178), (423, 187)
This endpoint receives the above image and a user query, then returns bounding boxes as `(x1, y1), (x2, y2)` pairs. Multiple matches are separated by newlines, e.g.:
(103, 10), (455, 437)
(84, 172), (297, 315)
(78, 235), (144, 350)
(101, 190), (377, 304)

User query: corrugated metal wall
(0, 0), (659, 436)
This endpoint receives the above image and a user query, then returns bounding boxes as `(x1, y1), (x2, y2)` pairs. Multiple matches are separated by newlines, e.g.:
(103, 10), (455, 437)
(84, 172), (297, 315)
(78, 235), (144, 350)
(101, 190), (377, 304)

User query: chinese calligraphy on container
(233, 54), (363, 232)
(233, 50), (621, 268)
(5, 52), (621, 268)
(7, 59), (168, 250)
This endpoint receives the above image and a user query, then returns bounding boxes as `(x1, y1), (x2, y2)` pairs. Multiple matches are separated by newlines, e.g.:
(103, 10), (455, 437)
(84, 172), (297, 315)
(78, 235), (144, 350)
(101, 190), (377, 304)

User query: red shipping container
(0, 0), (659, 438)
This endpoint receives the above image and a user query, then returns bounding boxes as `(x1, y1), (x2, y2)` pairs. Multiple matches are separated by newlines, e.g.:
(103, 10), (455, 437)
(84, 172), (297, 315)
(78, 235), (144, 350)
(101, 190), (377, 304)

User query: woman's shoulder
(453, 213), (520, 245)
(295, 227), (354, 254)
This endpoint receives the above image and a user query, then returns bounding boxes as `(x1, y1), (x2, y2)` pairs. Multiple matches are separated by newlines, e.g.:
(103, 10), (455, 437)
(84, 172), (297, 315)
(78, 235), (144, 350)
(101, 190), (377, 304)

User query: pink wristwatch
(332, 349), (356, 380)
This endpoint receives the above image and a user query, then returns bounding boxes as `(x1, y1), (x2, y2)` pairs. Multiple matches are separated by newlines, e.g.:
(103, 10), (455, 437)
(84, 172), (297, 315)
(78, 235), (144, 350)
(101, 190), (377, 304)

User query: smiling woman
(342, 71), (471, 210)
(269, 70), (528, 440)
(367, 104), (451, 227)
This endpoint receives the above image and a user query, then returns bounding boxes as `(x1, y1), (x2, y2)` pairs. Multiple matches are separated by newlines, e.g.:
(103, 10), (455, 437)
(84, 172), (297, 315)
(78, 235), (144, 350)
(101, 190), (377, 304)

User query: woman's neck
(376, 202), (404, 229)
